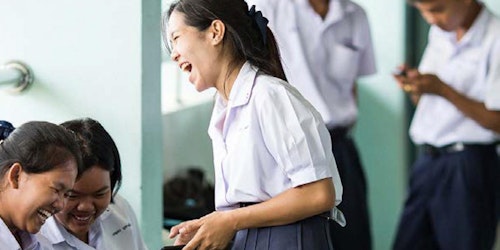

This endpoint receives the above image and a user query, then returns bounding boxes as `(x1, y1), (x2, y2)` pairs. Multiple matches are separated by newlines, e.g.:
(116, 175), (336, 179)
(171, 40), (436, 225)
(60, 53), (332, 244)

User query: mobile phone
(393, 68), (407, 77)
(161, 246), (185, 250)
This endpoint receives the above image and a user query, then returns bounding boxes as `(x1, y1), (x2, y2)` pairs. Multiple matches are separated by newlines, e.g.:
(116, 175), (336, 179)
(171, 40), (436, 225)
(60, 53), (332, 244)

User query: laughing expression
(10, 160), (77, 234)
(167, 10), (225, 93)
(54, 166), (111, 242)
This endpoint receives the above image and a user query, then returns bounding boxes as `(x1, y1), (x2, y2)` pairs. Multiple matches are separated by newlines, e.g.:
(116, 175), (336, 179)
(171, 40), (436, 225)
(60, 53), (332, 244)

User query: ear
(7, 163), (23, 189)
(208, 19), (226, 46)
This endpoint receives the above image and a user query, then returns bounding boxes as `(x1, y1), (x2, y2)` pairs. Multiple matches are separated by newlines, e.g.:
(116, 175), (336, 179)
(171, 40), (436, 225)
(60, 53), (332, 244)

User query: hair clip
(248, 5), (269, 45)
(0, 120), (15, 140)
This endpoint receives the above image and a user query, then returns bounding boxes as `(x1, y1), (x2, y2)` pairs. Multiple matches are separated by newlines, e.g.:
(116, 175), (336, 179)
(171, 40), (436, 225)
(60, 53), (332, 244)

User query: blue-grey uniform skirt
(231, 212), (333, 250)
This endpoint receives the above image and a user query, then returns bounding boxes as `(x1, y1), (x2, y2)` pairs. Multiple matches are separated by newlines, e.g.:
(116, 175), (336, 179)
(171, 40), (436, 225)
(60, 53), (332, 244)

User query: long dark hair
(60, 118), (122, 202)
(0, 121), (83, 179)
(162, 0), (287, 81)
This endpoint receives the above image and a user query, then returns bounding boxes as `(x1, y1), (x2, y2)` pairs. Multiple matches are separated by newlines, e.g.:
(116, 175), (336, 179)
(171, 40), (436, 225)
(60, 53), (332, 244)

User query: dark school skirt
(231, 212), (333, 250)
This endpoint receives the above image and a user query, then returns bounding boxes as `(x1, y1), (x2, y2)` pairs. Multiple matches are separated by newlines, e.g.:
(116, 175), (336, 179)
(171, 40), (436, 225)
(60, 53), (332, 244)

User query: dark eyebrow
(69, 186), (110, 195)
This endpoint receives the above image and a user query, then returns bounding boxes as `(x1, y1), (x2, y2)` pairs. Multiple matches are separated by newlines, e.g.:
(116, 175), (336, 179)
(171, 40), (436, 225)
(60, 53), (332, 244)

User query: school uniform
(37, 195), (148, 250)
(208, 62), (343, 249)
(0, 217), (49, 250)
(393, 5), (500, 250)
(245, 0), (377, 249)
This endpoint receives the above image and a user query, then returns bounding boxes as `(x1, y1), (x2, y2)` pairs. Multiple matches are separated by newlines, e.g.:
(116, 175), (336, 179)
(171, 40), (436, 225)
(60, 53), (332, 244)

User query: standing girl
(162, 0), (343, 249)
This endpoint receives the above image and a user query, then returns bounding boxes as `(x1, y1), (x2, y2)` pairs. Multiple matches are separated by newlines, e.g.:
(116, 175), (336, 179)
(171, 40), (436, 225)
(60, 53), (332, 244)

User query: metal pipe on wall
(0, 61), (34, 93)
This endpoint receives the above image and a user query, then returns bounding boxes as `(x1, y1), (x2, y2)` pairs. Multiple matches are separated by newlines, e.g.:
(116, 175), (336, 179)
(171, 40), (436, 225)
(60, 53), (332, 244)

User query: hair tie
(0, 120), (15, 141)
(248, 5), (269, 45)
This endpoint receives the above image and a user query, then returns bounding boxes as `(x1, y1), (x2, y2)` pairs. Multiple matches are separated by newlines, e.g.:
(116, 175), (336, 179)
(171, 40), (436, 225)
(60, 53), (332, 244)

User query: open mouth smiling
(179, 62), (192, 72)
(71, 212), (96, 224)
(37, 209), (53, 224)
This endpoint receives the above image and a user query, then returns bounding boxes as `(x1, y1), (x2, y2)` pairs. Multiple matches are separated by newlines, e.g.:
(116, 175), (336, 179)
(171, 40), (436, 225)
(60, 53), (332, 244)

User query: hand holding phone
(393, 68), (407, 77)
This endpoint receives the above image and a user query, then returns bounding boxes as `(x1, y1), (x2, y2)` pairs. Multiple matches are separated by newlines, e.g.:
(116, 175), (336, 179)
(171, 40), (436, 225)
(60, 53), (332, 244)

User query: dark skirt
(231, 212), (333, 250)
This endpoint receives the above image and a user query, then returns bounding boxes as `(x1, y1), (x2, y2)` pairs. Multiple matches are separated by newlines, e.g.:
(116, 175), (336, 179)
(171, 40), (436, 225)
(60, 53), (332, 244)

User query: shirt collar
(39, 217), (66, 245)
(220, 61), (257, 109)
(294, 0), (356, 25)
(0, 218), (19, 248)
(0, 218), (38, 250)
(42, 215), (103, 248)
(88, 215), (103, 245)
(19, 230), (39, 250)
(460, 4), (490, 47)
(435, 3), (490, 47)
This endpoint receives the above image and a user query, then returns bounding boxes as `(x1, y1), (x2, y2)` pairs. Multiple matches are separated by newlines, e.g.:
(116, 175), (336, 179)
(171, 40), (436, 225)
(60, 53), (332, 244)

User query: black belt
(328, 126), (350, 140)
(421, 142), (497, 157)
(239, 202), (258, 207)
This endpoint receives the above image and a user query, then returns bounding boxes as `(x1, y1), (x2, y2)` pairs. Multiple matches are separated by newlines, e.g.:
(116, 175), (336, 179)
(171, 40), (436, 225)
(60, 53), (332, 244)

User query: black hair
(0, 121), (83, 179)
(162, 0), (287, 81)
(60, 118), (122, 202)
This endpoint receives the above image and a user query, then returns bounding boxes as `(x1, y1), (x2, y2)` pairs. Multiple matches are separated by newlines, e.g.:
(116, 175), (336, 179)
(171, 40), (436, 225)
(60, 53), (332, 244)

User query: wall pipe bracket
(0, 61), (34, 94)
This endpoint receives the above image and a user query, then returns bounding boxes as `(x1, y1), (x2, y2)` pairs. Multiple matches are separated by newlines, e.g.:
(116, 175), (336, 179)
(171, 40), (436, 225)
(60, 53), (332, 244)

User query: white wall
(0, 1), (163, 249)
(484, 0), (500, 15)
(352, 1), (407, 250)
(163, 102), (215, 183)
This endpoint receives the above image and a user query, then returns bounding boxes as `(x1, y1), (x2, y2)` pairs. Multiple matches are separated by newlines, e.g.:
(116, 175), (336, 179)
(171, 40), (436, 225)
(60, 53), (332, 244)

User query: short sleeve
(256, 84), (333, 187)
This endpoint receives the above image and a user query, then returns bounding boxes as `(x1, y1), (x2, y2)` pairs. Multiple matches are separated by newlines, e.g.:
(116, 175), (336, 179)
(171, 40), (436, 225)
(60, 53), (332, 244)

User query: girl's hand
(182, 211), (236, 250)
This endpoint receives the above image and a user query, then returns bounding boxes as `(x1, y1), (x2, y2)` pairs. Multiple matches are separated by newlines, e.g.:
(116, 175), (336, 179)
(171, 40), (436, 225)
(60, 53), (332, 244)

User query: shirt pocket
(225, 123), (251, 151)
(447, 48), (482, 95)
(328, 43), (360, 90)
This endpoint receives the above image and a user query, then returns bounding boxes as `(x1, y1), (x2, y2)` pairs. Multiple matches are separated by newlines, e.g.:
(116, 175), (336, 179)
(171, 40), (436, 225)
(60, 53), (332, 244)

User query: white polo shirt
(0, 217), (48, 250)
(246, 0), (377, 127)
(37, 195), (148, 250)
(410, 6), (500, 146)
(209, 62), (343, 210)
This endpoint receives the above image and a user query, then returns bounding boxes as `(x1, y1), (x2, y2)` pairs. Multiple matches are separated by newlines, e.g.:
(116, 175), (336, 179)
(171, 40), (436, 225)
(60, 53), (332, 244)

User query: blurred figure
(244, 0), (377, 249)
(393, 0), (500, 249)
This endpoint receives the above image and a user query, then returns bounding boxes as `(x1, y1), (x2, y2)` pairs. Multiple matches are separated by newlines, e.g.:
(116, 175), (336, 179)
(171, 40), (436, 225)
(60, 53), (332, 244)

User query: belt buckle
(450, 142), (465, 152)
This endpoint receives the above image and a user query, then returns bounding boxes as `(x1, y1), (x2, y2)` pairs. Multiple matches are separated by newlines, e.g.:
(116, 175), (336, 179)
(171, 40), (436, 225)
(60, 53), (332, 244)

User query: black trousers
(393, 144), (499, 250)
(329, 128), (372, 250)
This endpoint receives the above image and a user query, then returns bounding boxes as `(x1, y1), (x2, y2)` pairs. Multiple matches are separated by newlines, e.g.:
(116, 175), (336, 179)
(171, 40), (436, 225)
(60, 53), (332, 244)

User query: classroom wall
(0, 1), (163, 249)
(163, 102), (215, 183)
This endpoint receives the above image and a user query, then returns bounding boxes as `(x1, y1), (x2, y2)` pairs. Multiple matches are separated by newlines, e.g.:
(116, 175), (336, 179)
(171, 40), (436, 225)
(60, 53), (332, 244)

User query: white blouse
(208, 62), (343, 211)
(0, 217), (47, 250)
(37, 194), (148, 250)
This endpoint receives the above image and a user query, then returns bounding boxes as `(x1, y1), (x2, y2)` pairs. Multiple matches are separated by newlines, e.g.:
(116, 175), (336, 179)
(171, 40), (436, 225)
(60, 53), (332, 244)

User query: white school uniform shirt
(208, 62), (343, 210)
(246, 0), (377, 127)
(37, 195), (148, 250)
(0, 217), (50, 250)
(410, 5), (500, 146)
